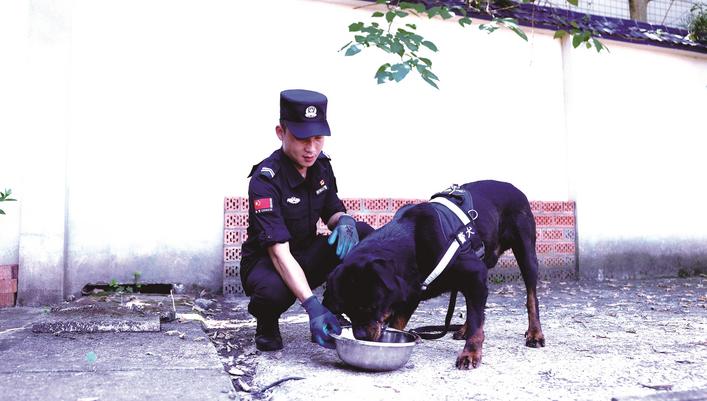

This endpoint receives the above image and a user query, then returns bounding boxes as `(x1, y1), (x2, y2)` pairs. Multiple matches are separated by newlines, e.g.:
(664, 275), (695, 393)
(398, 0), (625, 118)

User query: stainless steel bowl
(330, 327), (418, 371)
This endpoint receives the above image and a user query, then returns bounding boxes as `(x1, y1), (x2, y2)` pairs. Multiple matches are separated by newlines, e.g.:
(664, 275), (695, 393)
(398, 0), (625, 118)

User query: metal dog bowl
(330, 327), (418, 371)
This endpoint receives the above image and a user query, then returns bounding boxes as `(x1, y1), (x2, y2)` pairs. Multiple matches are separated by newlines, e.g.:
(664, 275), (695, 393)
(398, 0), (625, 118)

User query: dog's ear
(322, 264), (345, 313)
(371, 259), (412, 303)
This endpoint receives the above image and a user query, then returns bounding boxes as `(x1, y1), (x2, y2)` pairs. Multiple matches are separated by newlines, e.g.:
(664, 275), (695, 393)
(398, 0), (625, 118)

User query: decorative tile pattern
(0, 264), (18, 307)
(223, 197), (578, 295)
(363, 199), (391, 212)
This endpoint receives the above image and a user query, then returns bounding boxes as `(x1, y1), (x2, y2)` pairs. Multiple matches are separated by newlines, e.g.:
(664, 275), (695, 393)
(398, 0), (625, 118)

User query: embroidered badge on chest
(287, 196), (301, 205)
(316, 181), (328, 196)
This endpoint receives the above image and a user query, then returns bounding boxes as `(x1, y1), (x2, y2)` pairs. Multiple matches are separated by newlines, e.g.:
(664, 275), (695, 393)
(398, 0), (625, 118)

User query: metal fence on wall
(538, 0), (700, 28)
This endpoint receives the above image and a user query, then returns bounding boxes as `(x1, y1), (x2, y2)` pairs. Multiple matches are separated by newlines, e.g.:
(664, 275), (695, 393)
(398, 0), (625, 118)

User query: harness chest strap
(421, 196), (483, 291)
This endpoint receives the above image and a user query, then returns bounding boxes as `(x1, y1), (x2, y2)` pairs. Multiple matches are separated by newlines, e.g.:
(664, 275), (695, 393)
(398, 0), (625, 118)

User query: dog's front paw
(524, 329), (545, 348)
(455, 350), (482, 370)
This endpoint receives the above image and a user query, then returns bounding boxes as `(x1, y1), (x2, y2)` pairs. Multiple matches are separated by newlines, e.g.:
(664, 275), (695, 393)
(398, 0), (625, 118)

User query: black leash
(410, 290), (463, 340)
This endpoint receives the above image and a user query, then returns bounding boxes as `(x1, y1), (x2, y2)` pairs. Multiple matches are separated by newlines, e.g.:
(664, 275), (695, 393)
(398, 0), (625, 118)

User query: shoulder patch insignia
(253, 198), (273, 214)
(260, 167), (276, 178)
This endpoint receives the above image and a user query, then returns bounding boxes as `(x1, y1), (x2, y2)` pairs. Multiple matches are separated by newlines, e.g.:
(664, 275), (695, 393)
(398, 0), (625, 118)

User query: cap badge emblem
(305, 106), (317, 118)
(287, 196), (301, 205)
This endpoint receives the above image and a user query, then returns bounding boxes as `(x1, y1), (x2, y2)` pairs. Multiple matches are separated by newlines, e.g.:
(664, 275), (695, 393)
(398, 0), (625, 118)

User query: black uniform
(241, 148), (373, 320)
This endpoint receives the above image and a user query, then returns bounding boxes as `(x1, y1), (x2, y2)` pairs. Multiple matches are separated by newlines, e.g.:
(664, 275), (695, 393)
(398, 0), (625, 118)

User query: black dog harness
(413, 185), (486, 339)
(421, 185), (485, 291)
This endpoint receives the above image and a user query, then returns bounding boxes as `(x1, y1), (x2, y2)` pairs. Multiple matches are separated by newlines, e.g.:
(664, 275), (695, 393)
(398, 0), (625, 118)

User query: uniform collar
(276, 149), (324, 189)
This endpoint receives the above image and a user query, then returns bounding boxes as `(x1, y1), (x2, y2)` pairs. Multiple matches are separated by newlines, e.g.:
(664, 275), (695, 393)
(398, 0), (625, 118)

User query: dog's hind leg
(511, 210), (546, 348)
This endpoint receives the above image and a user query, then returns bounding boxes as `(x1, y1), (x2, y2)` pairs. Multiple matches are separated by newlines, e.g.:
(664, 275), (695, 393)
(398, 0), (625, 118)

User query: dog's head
(323, 252), (412, 341)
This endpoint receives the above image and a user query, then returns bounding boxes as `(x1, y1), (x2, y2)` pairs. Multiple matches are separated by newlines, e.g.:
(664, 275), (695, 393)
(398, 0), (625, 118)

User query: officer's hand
(302, 295), (341, 349)
(327, 214), (359, 260)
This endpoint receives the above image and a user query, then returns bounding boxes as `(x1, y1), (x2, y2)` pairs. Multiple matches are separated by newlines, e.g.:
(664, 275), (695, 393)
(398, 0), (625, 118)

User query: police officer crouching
(240, 89), (374, 351)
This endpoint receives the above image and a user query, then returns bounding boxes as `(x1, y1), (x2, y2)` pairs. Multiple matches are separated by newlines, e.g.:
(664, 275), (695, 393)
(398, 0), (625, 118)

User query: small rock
(228, 367), (245, 376)
(237, 378), (251, 392)
(195, 298), (217, 310)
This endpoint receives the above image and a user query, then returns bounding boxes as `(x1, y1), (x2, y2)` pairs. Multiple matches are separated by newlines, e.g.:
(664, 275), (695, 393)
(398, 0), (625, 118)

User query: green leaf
(459, 17), (472, 27)
(566, 0), (579, 6)
(419, 57), (432, 66)
(501, 20), (528, 41)
(572, 33), (585, 48)
(390, 63), (411, 82)
(376, 0), (387, 4)
(593, 38), (609, 53)
(339, 41), (353, 51)
(421, 40), (438, 51)
(439, 7), (454, 19)
(395, 11), (409, 18)
(421, 72), (440, 89)
(372, 11), (384, 18)
(391, 41), (405, 57)
(406, 23), (417, 30)
(345, 44), (362, 56)
(423, 69), (439, 81)
(400, 2), (426, 13)
(554, 30), (568, 39)
(0, 210), (5, 215)
(427, 6), (443, 18)
(479, 23), (499, 34)
(386, 11), (396, 23)
(375, 63), (391, 84)
(349, 22), (364, 32)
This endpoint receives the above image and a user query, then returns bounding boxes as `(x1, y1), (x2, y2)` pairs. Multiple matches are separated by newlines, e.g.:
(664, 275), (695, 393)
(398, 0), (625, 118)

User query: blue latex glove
(302, 295), (341, 349)
(327, 214), (359, 259)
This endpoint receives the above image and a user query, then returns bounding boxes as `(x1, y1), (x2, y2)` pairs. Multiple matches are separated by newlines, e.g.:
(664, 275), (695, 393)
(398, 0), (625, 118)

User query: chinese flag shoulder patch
(253, 198), (273, 214)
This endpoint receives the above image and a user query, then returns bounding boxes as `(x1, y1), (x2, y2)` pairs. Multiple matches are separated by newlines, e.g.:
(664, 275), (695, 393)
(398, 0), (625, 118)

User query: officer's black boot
(255, 317), (283, 352)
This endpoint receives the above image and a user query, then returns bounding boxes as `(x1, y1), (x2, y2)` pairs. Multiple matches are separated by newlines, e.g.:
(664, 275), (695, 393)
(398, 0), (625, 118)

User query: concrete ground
(0, 276), (705, 401)
(0, 295), (236, 401)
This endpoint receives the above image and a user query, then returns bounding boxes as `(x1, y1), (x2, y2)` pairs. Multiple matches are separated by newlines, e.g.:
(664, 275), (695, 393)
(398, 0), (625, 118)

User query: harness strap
(430, 197), (470, 224)
(421, 239), (460, 291)
(421, 197), (479, 291)
(411, 290), (462, 340)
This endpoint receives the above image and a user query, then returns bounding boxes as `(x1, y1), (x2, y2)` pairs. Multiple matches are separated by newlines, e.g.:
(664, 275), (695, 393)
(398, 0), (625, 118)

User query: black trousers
(242, 221), (374, 320)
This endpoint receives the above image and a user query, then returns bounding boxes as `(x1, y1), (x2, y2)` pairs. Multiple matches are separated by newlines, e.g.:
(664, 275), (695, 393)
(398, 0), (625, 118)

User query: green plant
(342, 0), (607, 88)
(688, 3), (707, 44)
(0, 188), (17, 215)
(109, 278), (130, 293)
(133, 271), (142, 291)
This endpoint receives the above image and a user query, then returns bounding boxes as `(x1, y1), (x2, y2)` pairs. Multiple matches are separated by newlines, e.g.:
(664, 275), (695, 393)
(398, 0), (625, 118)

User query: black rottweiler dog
(323, 180), (545, 369)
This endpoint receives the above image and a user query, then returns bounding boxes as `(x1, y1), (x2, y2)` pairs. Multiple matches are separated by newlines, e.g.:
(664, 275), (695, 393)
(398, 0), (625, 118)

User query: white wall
(562, 40), (707, 278)
(1, 0), (706, 302)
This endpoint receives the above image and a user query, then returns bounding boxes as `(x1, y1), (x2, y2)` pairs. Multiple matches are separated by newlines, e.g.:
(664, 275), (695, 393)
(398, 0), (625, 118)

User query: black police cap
(280, 89), (331, 139)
